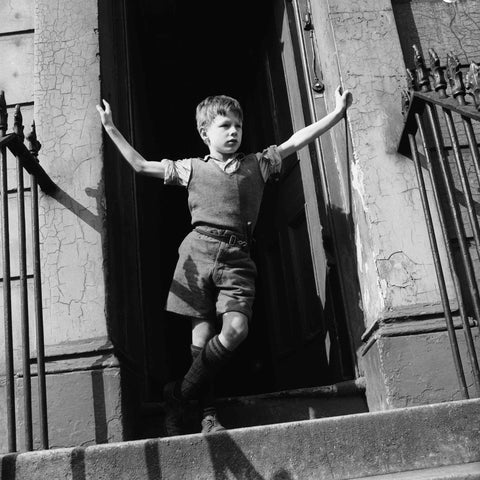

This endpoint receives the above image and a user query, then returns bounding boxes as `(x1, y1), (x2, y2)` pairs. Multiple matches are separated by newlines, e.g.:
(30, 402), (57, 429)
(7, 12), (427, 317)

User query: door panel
(250, 1), (332, 390)
(251, 0), (357, 390)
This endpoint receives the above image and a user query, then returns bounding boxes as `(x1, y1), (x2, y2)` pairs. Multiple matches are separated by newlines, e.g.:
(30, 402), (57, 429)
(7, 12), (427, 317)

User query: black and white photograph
(0, 0), (479, 478)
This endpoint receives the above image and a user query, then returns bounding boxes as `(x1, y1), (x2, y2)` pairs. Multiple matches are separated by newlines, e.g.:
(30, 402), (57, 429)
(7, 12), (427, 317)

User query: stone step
(1, 398), (479, 480)
(140, 378), (368, 437)
(354, 462), (480, 479)
(216, 378), (369, 429)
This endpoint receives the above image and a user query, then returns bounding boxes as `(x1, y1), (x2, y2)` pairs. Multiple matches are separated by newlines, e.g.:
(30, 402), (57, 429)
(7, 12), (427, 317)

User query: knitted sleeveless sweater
(188, 154), (265, 234)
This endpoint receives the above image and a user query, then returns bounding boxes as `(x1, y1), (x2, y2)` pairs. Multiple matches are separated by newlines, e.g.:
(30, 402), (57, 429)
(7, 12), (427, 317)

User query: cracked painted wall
(311, 0), (455, 329)
(393, 0), (480, 68)
(34, 0), (108, 349)
(393, 0), (480, 310)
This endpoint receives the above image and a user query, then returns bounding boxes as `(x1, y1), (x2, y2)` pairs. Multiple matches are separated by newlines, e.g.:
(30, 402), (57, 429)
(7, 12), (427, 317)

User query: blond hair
(195, 95), (243, 135)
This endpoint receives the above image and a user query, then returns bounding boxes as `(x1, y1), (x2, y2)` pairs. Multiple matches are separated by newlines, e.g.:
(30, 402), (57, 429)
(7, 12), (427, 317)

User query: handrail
(398, 47), (480, 400)
(0, 90), (56, 453)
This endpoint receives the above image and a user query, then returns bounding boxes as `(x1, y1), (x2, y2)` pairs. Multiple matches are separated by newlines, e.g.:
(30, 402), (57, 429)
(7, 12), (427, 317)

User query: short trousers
(165, 228), (257, 320)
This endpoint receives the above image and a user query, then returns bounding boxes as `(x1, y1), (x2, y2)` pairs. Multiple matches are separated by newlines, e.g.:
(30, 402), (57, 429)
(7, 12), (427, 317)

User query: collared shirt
(160, 145), (282, 187)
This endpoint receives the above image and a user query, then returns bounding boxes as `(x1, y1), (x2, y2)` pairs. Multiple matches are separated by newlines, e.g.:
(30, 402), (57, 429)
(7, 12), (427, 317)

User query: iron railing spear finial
(26, 120), (42, 157)
(401, 69), (416, 118)
(13, 105), (25, 143)
(413, 45), (431, 92)
(465, 61), (480, 112)
(446, 52), (466, 104)
(0, 91), (7, 135)
(428, 48), (447, 98)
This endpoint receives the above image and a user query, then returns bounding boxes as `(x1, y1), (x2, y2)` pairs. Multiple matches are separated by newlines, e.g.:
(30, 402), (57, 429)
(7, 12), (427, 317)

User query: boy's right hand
(96, 99), (114, 129)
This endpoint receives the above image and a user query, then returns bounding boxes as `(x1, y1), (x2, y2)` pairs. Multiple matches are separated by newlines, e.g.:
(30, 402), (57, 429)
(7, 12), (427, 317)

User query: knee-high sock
(180, 335), (233, 400)
(191, 345), (216, 418)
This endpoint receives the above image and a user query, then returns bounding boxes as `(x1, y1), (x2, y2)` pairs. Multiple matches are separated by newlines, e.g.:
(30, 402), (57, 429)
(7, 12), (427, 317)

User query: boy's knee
(191, 318), (215, 348)
(221, 312), (249, 346)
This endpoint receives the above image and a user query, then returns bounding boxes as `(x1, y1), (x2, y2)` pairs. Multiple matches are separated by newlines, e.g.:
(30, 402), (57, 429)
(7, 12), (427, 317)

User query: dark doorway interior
(120, 0), (354, 401)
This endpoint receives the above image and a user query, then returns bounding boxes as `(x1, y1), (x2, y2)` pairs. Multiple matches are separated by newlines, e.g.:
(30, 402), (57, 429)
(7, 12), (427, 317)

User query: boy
(96, 86), (352, 435)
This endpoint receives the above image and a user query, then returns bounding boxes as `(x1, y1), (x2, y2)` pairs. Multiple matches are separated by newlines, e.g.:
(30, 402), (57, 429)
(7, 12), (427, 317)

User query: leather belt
(195, 228), (249, 250)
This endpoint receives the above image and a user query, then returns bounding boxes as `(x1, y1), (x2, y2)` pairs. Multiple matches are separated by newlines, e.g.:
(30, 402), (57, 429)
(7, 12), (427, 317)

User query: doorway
(115, 0), (355, 400)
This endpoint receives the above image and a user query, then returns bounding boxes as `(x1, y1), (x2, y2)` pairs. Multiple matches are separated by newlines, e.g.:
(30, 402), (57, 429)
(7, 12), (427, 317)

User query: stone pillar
(28, 0), (123, 448)
(309, 0), (478, 409)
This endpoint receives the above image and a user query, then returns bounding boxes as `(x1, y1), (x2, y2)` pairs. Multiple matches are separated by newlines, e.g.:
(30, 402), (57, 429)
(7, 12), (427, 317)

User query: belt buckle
(228, 235), (237, 246)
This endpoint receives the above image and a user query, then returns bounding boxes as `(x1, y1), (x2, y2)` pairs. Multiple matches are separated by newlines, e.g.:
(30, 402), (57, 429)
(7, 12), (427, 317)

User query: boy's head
(196, 95), (243, 144)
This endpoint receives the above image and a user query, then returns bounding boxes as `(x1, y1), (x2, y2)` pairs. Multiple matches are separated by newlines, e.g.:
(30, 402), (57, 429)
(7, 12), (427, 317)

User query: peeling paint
(34, 0), (107, 345)
(376, 251), (425, 310)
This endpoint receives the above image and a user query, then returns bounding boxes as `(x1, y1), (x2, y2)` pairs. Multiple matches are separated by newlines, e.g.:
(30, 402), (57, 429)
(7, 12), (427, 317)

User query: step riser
(354, 461), (480, 480)
(2, 399), (479, 480)
(218, 395), (369, 429)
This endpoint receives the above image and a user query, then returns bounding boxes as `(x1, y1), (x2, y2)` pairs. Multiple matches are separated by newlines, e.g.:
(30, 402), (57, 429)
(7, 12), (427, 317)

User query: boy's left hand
(334, 85), (352, 113)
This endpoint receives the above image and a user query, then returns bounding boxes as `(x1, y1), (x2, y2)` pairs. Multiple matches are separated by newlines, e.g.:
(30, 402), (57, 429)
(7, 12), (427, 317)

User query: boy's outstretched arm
(96, 99), (165, 178)
(277, 86), (352, 160)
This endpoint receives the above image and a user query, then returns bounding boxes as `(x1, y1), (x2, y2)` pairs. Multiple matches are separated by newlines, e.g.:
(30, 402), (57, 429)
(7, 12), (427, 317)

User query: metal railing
(398, 47), (480, 399)
(0, 91), (56, 452)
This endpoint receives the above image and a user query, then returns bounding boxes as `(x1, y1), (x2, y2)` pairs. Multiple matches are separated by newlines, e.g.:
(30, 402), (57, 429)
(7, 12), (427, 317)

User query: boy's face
(201, 112), (243, 159)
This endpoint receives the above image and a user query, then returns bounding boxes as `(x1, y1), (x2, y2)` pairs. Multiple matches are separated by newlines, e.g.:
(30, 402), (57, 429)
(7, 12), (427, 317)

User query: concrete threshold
(217, 377), (367, 403)
(1, 398), (479, 480)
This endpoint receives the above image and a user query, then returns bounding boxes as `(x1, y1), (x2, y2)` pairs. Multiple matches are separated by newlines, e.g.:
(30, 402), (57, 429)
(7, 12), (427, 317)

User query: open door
(245, 0), (353, 391)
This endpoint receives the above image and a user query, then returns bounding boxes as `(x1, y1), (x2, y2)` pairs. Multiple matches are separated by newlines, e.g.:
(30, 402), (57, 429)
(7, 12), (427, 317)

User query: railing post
(14, 104), (33, 451)
(0, 92), (17, 452)
(443, 56), (480, 394)
(27, 121), (49, 450)
(408, 122), (469, 398)
(409, 50), (470, 397)
(425, 100), (480, 391)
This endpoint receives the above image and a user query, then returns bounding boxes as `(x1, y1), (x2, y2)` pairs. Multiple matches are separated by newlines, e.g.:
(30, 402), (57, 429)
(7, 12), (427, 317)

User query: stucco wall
(0, 367), (122, 450)
(393, 0), (480, 302)
(363, 327), (480, 409)
(393, 0), (480, 68)
(34, 0), (108, 349)
(310, 0), (453, 331)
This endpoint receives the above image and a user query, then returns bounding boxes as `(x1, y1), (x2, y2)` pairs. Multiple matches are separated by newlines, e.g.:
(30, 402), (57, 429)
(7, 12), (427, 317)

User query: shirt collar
(203, 153), (245, 163)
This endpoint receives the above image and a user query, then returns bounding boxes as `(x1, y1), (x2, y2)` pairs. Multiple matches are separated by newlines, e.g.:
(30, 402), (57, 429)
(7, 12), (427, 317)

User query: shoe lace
(204, 416), (216, 428)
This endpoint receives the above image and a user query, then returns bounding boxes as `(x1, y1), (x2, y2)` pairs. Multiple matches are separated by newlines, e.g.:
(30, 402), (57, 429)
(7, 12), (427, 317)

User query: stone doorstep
(216, 393), (369, 429)
(352, 462), (480, 480)
(213, 379), (368, 430)
(140, 378), (368, 435)
(1, 398), (480, 480)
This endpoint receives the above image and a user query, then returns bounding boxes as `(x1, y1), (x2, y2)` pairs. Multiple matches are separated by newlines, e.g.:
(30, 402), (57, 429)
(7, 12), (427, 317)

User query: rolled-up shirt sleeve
(256, 145), (282, 182)
(161, 158), (192, 187)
